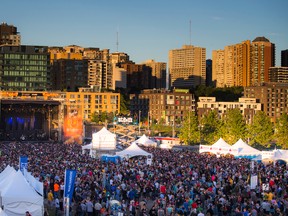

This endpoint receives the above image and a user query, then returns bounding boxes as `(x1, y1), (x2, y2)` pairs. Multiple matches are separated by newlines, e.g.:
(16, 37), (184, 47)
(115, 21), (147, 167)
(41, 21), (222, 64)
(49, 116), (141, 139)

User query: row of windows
(3, 71), (46, 76)
(4, 54), (47, 60)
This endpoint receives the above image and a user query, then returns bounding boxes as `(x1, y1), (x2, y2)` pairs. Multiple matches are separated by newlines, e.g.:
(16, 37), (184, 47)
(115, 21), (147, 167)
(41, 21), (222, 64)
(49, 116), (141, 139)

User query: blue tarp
(100, 155), (121, 164)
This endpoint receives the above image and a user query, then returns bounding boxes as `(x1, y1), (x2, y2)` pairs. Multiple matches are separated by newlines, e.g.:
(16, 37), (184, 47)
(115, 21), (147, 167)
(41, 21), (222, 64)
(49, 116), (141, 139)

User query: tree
(248, 111), (274, 148)
(200, 110), (221, 144)
(274, 113), (288, 149)
(91, 111), (100, 124)
(220, 109), (247, 144)
(179, 111), (199, 145)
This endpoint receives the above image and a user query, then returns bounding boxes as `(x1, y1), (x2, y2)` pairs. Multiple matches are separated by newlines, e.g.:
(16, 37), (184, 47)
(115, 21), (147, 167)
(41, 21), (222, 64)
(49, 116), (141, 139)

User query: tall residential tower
(169, 45), (206, 89)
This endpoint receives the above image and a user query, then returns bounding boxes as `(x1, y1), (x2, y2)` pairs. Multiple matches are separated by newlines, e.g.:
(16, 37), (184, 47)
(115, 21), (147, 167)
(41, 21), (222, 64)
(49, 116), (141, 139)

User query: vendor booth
(134, 134), (157, 147)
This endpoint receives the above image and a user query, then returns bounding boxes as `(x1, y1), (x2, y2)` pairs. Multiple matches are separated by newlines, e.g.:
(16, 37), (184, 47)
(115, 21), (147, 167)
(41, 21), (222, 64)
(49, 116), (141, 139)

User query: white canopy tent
(92, 127), (116, 150)
(272, 149), (288, 163)
(232, 138), (261, 158)
(116, 142), (152, 159)
(134, 134), (157, 147)
(1, 170), (43, 216)
(199, 138), (237, 156)
(0, 165), (15, 184)
(0, 208), (7, 216)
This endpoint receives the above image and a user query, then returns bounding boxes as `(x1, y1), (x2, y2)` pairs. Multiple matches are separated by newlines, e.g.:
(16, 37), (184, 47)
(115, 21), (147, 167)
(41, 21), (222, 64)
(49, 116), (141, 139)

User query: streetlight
(138, 110), (141, 135)
(198, 124), (203, 145)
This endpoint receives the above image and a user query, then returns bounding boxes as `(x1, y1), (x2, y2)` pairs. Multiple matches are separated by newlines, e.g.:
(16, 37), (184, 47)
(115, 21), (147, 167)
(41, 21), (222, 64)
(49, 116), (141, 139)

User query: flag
(19, 156), (28, 174)
(64, 169), (77, 204)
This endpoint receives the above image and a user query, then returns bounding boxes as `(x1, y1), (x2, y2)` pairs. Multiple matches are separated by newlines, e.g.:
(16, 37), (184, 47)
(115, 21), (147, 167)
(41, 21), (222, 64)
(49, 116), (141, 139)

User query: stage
(0, 99), (60, 141)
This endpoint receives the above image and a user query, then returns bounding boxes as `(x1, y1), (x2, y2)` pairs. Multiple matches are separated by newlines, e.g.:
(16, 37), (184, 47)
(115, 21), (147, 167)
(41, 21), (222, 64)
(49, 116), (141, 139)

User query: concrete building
(206, 59), (213, 87)
(212, 37), (275, 87)
(0, 45), (50, 91)
(244, 82), (288, 122)
(269, 67), (288, 83)
(169, 45), (206, 89)
(281, 49), (288, 67)
(197, 97), (262, 124)
(212, 50), (225, 87)
(50, 59), (88, 91)
(0, 22), (21, 46)
(121, 62), (152, 91)
(129, 89), (195, 126)
(142, 59), (167, 89)
(110, 52), (130, 89)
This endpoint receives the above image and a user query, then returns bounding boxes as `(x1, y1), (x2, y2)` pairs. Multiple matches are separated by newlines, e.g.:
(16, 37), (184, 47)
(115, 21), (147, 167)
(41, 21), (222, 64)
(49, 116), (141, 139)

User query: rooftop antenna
(189, 20), (192, 45)
(116, 27), (119, 52)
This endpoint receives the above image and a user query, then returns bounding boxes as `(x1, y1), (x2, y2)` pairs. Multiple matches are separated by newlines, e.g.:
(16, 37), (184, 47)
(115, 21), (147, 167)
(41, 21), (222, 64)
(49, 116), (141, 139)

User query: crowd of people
(0, 141), (288, 216)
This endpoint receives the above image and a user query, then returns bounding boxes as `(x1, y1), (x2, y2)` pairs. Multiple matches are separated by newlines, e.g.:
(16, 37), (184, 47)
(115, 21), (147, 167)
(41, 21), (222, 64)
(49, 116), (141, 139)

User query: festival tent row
(0, 166), (43, 216)
(199, 138), (288, 163)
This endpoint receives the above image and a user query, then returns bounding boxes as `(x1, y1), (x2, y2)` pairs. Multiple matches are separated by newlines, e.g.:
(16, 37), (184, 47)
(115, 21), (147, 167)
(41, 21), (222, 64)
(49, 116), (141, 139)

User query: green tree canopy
(179, 111), (199, 145)
(220, 108), (247, 144)
(274, 112), (288, 149)
(200, 110), (221, 144)
(248, 111), (274, 148)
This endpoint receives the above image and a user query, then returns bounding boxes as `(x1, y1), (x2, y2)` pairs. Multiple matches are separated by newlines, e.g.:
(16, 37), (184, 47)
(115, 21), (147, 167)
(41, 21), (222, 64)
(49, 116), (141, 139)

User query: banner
(250, 174), (258, 190)
(19, 156), (28, 174)
(64, 169), (77, 204)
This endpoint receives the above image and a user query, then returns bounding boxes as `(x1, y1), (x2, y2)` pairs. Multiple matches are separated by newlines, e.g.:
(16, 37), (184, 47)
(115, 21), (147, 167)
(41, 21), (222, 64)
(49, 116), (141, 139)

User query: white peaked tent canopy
(232, 138), (261, 157)
(0, 207), (8, 216)
(1, 170), (43, 216)
(116, 142), (152, 158)
(0, 165), (15, 183)
(92, 127), (116, 150)
(272, 149), (288, 163)
(199, 138), (237, 155)
(134, 134), (157, 147)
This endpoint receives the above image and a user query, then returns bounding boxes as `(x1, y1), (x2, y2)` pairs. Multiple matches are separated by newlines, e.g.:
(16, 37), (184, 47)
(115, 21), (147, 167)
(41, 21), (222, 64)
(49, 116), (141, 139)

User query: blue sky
(1, 0), (287, 65)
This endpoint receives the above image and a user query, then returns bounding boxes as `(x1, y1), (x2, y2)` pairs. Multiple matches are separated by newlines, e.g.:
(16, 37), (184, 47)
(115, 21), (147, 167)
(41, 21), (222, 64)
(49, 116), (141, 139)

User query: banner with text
(64, 169), (77, 204)
(19, 156), (28, 174)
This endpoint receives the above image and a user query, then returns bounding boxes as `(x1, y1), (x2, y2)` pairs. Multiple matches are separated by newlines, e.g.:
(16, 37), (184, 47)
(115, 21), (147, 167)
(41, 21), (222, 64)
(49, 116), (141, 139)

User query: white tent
(1, 170), (43, 216)
(0, 207), (7, 216)
(92, 127), (116, 150)
(0, 165), (15, 183)
(116, 142), (152, 159)
(199, 138), (237, 156)
(232, 138), (261, 158)
(134, 134), (157, 147)
(272, 149), (288, 163)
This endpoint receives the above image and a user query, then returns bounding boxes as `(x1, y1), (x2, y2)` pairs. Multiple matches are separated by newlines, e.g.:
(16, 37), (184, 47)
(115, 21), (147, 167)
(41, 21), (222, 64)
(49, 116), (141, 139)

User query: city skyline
(1, 0), (287, 65)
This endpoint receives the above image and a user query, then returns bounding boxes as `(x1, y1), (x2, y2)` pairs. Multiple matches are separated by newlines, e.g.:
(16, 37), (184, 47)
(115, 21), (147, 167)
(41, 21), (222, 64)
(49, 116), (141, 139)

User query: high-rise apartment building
(142, 59), (167, 89)
(49, 46), (115, 91)
(0, 23), (21, 46)
(269, 67), (288, 83)
(50, 59), (88, 91)
(110, 52), (130, 89)
(169, 45), (206, 89)
(121, 62), (151, 91)
(244, 82), (288, 122)
(250, 37), (275, 86)
(206, 59), (213, 87)
(281, 49), (288, 67)
(212, 50), (225, 87)
(0, 45), (49, 91)
(213, 40), (250, 87)
(212, 37), (275, 87)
